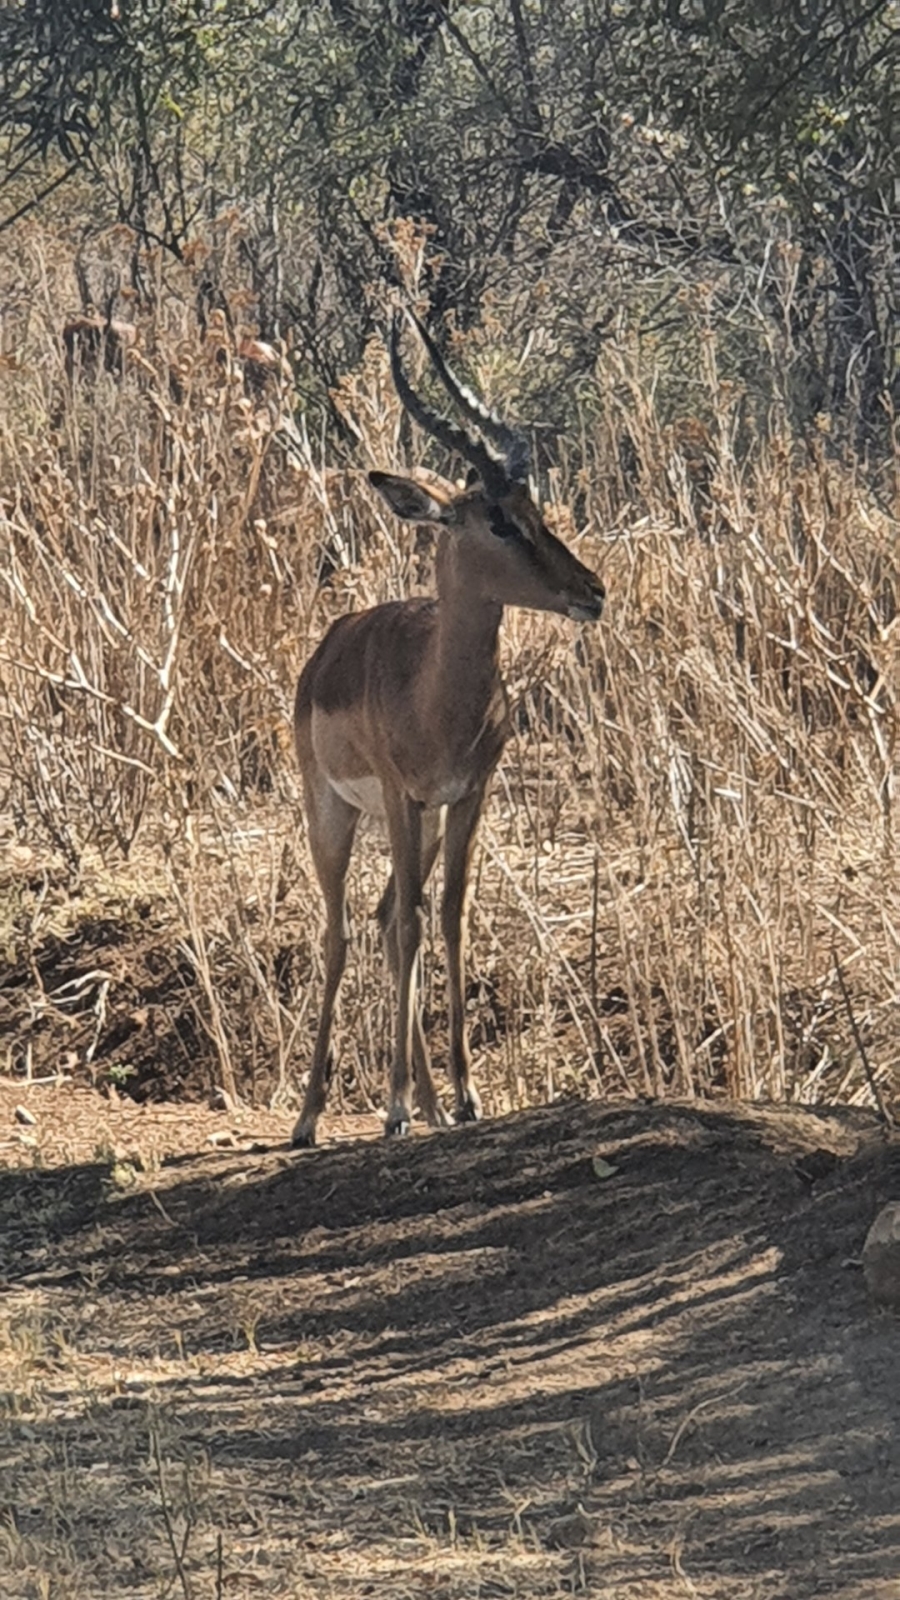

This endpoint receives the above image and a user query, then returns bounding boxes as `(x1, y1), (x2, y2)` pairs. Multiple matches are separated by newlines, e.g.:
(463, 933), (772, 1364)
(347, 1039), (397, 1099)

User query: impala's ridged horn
(408, 312), (531, 485)
(389, 313), (525, 498)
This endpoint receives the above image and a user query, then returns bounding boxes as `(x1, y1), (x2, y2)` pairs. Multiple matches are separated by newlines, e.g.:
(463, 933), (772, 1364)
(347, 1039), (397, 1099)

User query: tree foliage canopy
(1, 0), (896, 432)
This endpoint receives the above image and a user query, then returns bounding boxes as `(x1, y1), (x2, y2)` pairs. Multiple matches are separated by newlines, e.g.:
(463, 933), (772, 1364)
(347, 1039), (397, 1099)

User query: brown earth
(1, 1080), (899, 1599)
(0, 896), (228, 1102)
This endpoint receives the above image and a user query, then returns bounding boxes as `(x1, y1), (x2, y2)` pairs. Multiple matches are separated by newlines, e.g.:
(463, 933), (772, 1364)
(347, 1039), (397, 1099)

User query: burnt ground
(1, 1083), (899, 1599)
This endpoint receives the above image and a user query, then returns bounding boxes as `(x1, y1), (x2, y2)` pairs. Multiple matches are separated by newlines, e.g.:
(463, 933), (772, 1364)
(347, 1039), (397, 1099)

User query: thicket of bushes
(0, 220), (896, 1119)
(1, 0), (896, 1116)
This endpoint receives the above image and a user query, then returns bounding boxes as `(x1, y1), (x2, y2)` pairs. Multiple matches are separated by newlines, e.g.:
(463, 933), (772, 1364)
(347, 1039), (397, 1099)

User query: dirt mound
(1, 1092), (898, 1597)
(0, 903), (216, 1099)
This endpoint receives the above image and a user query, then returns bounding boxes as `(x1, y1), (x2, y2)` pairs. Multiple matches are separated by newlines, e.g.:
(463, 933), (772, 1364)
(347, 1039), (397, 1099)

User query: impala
(63, 312), (137, 383)
(292, 313), (605, 1146)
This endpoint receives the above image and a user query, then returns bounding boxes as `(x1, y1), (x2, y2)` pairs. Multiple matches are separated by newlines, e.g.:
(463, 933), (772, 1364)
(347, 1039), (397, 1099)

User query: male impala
(292, 313), (605, 1146)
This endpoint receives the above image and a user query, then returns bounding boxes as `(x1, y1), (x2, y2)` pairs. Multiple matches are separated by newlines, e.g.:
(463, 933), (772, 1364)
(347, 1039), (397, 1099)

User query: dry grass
(1, 219), (898, 1123)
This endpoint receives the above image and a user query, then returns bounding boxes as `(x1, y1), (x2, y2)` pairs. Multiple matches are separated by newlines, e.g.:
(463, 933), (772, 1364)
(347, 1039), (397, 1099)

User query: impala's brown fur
(291, 323), (605, 1146)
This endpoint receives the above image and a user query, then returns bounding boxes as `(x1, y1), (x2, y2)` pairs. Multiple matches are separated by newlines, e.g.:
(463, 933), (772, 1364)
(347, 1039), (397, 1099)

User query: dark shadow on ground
(2, 1101), (898, 1597)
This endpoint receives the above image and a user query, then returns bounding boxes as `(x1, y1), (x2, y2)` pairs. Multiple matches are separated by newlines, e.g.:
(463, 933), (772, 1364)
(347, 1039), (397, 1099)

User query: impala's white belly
(314, 706), (474, 815)
(329, 772), (468, 816)
(330, 775), (387, 817)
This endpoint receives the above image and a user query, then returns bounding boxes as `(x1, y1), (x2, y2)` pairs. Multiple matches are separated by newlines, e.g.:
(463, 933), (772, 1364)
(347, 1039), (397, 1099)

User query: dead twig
(833, 949), (895, 1131)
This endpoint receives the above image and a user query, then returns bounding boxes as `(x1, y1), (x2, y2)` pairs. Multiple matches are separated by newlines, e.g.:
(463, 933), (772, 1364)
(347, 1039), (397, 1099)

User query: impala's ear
(368, 471), (451, 524)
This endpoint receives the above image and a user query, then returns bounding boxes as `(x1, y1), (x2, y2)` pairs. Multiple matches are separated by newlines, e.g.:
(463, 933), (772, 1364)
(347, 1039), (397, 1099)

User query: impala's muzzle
(567, 582), (605, 623)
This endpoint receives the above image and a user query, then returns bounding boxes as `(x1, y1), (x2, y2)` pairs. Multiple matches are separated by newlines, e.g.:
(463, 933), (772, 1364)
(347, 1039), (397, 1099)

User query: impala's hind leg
(292, 776), (359, 1148)
(376, 808), (449, 1131)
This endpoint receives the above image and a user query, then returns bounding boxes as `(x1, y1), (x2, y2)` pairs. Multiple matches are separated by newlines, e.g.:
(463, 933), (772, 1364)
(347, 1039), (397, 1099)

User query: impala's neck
(422, 534), (504, 746)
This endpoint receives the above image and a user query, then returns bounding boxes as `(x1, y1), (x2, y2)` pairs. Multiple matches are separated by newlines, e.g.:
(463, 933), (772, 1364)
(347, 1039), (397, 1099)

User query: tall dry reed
(1, 224), (897, 1119)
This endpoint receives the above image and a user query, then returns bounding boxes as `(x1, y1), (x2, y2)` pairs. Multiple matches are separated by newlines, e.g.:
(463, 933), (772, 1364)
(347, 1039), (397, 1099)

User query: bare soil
(1, 1080), (899, 1599)
(0, 893), (227, 1102)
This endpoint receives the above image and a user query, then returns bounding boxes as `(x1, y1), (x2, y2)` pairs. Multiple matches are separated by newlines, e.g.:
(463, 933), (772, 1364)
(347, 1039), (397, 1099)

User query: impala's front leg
(383, 788), (426, 1137)
(442, 786), (487, 1124)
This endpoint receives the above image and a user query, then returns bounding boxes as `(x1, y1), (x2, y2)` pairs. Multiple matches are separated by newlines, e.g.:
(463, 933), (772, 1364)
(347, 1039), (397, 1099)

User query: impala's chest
(425, 772), (476, 806)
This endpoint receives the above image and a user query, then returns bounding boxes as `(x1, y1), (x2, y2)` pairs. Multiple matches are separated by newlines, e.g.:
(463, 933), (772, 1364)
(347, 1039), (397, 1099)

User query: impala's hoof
(385, 1108), (412, 1138)
(291, 1122), (316, 1149)
(455, 1090), (483, 1125)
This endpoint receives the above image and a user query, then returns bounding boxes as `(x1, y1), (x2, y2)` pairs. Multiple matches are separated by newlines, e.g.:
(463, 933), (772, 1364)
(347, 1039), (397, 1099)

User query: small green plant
(104, 1062), (138, 1089)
